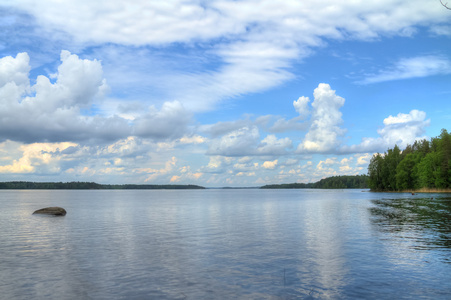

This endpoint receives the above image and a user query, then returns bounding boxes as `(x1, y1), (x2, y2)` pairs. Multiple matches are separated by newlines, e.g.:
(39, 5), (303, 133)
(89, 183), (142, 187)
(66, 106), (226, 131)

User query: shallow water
(0, 189), (450, 299)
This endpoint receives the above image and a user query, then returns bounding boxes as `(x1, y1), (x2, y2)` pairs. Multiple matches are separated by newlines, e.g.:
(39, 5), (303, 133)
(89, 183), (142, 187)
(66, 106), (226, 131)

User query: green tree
(368, 153), (384, 191)
(396, 153), (421, 190)
(367, 128), (450, 191)
(383, 145), (401, 190)
(438, 129), (451, 187)
(417, 152), (441, 188)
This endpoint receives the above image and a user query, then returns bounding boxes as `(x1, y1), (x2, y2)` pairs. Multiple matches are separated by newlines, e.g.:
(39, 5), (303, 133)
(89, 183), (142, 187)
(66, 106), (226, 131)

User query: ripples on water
(369, 196), (451, 259)
(0, 189), (450, 299)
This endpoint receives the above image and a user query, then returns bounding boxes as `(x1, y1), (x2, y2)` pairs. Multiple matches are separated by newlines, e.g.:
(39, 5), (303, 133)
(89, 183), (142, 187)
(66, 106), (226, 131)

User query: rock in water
(33, 207), (67, 216)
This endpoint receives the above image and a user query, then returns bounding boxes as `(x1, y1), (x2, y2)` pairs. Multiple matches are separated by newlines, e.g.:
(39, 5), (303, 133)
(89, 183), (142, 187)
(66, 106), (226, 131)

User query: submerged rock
(33, 207), (67, 216)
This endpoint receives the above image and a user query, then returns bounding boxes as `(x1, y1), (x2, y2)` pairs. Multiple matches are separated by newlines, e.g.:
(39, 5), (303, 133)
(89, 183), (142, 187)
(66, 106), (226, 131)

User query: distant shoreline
(1, 181), (450, 193)
(0, 175), (369, 190)
(0, 181), (205, 190)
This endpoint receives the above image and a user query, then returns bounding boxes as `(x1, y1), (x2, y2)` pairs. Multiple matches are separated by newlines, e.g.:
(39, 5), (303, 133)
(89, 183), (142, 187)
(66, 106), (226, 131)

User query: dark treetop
(367, 128), (451, 192)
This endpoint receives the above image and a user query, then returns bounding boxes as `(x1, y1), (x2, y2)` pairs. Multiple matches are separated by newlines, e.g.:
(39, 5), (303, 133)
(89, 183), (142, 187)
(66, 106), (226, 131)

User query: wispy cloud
(8, 0), (451, 111)
(359, 55), (451, 84)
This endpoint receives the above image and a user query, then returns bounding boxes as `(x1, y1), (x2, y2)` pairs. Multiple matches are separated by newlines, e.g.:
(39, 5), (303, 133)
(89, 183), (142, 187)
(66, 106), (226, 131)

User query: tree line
(0, 181), (205, 190)
(261, 175), (369, 189)
(368, 129), (451, 191)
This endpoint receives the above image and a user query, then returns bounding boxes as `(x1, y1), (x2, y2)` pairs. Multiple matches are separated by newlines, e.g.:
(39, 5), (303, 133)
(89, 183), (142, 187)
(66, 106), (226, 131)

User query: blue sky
(0, 0), (450, 186)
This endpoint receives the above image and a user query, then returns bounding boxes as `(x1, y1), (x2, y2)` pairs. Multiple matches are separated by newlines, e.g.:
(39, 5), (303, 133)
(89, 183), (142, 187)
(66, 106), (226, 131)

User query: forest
(367, 128), (451, 191)
(261, 175), (369, 189)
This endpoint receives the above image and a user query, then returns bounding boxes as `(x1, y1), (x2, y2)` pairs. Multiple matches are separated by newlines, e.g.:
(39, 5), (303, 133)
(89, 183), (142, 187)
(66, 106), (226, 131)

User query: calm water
(0, 189), (450, 299)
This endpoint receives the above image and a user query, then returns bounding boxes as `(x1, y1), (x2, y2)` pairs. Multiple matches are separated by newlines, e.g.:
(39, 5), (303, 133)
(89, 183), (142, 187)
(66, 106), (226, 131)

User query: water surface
(1, 189), (450, 299)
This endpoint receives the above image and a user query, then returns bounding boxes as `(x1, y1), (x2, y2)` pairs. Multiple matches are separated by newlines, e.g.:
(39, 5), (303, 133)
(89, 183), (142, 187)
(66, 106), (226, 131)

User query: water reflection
(369, 195), (451, 260)
(3, 190), (451, 299)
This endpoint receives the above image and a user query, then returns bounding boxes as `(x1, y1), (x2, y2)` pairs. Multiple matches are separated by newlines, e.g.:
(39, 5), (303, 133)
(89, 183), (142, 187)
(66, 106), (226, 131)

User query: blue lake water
(0, 189), (450, 299)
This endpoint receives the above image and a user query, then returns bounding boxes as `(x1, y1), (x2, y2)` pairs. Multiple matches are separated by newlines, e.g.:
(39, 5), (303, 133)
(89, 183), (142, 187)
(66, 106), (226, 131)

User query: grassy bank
(372, 188), (451, 193)
(409, 188), (451, 193)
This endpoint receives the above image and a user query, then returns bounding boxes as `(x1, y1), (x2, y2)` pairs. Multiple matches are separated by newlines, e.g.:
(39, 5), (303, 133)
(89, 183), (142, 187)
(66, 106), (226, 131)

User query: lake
(0, 189), (450, 299)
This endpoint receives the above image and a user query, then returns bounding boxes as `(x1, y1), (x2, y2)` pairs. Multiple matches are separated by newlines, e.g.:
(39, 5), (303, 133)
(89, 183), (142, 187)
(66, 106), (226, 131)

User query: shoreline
(371, 188), (451, 193)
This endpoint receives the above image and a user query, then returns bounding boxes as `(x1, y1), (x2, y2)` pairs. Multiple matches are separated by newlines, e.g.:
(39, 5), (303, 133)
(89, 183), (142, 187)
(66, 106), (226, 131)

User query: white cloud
(317, 158), (337, 170)
(377, 110), (430, 145)
(207, 126), (292, 156)
(383, 109), (428, 125)
(283, 158), (299, 166)
(233, 162), (258, 172)
(0, 52), (193, 143)
(99, 137), (142, 157)
(201, 156), (234, 174)
(293, 96), (310, 119)
(269, 116), (309, 133)
(8, 0), (450, 111)
(429, 25), (451, 37)
(199, 119), (253, 138)
(0, 51), (123, 143)
(342, 109), (430, 153)
(262, 159), (278, 170)
(1, 1), (449, 185)
(0, 141), (77, 174)
(297, 84), (346, 153)
(207, 126), (260, 156)
(0, 52), (30, 89)
(257, 135), (292, 155)
(356, 153), (372, 165)
(142, 156), (178, 182)
(12, 0), (449, 47)
(133, 101), (192, 140)
(179, 135), (207, 145)
(359, 55), (451, 84)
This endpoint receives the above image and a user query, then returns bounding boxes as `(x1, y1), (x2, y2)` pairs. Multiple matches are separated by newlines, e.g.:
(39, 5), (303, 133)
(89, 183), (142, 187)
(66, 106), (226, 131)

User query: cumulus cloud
(267, 96), (311, 133)
(293, 96), (310, 119)
(207, 126), (260, 156)
(297, 84), (346, 153)
(0, 51), (121, 142)
(262, 160), (278, 170)
(141, 156), (178, 182)
(133, 101), (192, 140)
(0, 141), (77, 174)
(359, 55), (451, 84)
(207, 126), (292, 156)
(98, 137), (143, 157)
(341, 109), (430, 153)
(201, 156), (235, 175)
(0, 51), (192, 143)
(204, 83), (431, 158)
(257, 135), (292, 155)
(0, 52), (30, 89)
(356, 153), (372, 165)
